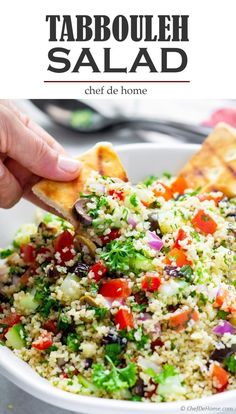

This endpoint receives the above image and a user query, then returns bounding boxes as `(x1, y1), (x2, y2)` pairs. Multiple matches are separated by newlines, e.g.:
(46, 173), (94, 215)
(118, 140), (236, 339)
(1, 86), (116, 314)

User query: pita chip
(32, 142), (128, 227)
(179, 123), (236, 196)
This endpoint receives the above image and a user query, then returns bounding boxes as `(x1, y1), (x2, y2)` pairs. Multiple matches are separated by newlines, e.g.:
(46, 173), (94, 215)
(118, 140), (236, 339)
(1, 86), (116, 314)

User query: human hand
(0, 100), (82, 209)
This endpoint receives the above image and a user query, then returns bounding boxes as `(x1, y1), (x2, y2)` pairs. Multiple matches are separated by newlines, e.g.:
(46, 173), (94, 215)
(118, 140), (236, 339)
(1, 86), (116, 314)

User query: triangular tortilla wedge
(179, 123), (236, 196)
(32, 142), (128, 227)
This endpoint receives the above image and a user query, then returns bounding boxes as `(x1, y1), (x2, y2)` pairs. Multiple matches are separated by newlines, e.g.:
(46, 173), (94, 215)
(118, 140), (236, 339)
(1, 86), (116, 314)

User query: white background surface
(0, 0), (236, 98)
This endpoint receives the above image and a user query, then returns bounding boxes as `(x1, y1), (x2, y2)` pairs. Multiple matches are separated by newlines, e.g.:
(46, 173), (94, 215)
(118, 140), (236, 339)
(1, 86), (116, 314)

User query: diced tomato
(32, 331), (53, 350)
(0, 313), (21, 327)
(192, 210), (217, 234)
(42, 320), (58, 334)
(99, 279), (131, 299)
(214, 289), (230, 310)
(153, 182), (173, 201)
(115, 308), (134, 330)
(211, 363), (229, 391)
(198, 194), (223, 206)
(169, 308), (199, 331)
(166, 247), (192, 267)
(171, 176), (188, 195)
(173, 229), (187, 249)
(20, 244), (36, 264)
(109, 189), (124, 201)
(89, 262), (108, 282)
(100, 229), (120, 245)
(54, 230), (75, 264)
(141, 273), (161, 292)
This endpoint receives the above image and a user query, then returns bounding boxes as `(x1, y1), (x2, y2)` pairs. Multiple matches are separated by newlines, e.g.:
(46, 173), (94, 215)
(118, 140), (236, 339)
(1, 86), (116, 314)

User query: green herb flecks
(0, 248), (14, 259)
(224, 355), (236, 374)
(66, 333), (81, 352)
(146, 364), (178, 384)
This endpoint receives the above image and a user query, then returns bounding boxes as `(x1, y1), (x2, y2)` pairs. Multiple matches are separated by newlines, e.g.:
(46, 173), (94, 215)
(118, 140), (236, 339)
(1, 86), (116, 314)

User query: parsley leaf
(100, 239), (135, 272)
(92, 357), (137, 392)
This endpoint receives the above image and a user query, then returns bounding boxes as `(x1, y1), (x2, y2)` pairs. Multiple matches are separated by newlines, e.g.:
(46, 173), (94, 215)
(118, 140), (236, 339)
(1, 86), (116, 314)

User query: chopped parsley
(90, 282), (99, 296)
(89, 306), (108, 320)
(162, 171), (172, 179)
(179, 265), (193, 282)
(216, 309), (230, 320)
(0, 248), (13, 259)
(34, 281), (60, 318)
(224, 355), (236, 374)
(147, 364), (178, 384)
(120, 328), (148, 350)
(58, 313), (71, 331)
(104, 343), (122, 365)
(130, 193), (139, 207)
(100, 239), (135, 272)
(92, 356), (137, 392)
(66, 333), (81, 352)
(143, 175), (158, 187)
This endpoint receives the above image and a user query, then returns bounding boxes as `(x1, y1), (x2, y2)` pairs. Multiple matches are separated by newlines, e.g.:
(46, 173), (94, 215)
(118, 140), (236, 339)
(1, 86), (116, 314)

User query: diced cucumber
(14, 292), (39, 315)
(61, 274), (82, 300)
(13, 224), (37, 247)
(159, 280), (188, 297)
(5, 323), (26, 349)
(158, 375), (185, 398)
(130, 253), (153, 272)
(77, 374), (97, 391)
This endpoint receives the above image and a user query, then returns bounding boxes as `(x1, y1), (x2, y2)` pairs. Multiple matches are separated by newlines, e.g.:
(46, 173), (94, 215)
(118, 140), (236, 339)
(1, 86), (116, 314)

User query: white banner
(0, 0), (235, 99)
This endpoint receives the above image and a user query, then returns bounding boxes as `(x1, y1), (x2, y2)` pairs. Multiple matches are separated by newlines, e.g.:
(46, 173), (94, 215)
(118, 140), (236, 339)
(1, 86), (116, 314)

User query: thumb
(0, 105), (82, 181)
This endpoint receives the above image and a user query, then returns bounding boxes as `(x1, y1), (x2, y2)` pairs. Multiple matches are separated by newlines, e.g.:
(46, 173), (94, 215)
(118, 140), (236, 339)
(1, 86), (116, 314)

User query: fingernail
(58, 156), (82, 173)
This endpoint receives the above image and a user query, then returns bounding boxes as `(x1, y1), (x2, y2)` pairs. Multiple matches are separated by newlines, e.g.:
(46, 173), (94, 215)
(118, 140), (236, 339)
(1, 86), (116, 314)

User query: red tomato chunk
(20, 244), (36, 264)
(32, 331), (53, 350)
(141, 273), (161, 292)
(54, 230), (75, 263)
(89, 262), (108, 282)
(192, 210), (217, 234)
(115, 308), (134, 330)
(99, 279), (131, 299)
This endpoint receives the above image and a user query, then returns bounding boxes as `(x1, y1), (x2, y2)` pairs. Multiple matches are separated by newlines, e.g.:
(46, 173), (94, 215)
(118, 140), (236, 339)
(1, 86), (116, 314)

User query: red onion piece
(147, 231), (163, 251)
(128, 216), (137, 228)
(213, 320), (236, 336)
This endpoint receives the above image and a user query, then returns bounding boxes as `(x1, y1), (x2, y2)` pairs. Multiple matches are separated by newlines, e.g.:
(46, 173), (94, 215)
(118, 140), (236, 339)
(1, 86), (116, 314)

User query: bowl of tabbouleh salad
(0, 143), (236, 414)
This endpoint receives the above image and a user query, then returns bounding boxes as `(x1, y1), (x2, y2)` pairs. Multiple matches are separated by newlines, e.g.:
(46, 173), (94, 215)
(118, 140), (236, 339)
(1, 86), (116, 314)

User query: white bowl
(0, 143), (235, 413)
